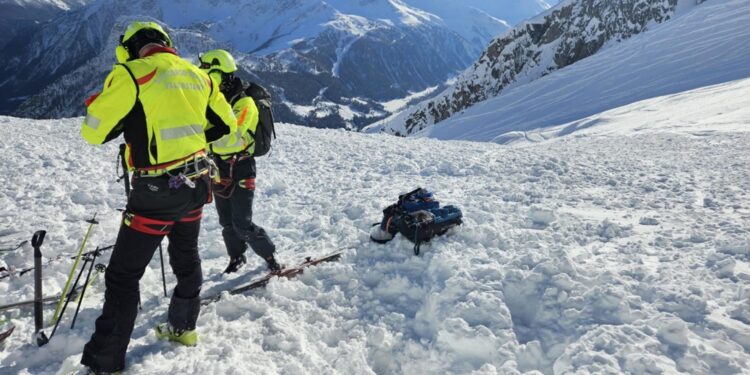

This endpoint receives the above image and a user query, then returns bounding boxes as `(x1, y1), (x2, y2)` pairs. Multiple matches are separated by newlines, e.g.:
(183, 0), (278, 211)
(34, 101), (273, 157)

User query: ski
(0, 240), (27, 252)
(0, 282), (91, 312)
(0, 260), (53, 280)
(201, 251), (343, 305)
(0, 245), (113, 281)
(0, 325), (15, 344)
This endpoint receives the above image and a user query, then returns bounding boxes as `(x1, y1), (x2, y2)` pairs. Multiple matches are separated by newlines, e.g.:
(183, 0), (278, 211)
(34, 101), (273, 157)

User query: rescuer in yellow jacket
(80, 22), (237, 374)
(198, 49), (281, 274)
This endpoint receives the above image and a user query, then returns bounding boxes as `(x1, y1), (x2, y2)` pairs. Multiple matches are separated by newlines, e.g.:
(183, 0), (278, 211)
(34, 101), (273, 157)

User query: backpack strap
(229, 90), (246, 106)
(413, 225), (422, 256)
(398, 188), (424, 204)
(117, 63), (140, 99)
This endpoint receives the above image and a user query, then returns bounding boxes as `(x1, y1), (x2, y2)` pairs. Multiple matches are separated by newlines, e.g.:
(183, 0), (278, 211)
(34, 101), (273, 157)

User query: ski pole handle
(31, 231), (45, 252)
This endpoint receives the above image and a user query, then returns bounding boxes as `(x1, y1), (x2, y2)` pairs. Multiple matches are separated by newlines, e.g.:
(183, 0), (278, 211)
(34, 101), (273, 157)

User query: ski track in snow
(0, 114), (749, 374)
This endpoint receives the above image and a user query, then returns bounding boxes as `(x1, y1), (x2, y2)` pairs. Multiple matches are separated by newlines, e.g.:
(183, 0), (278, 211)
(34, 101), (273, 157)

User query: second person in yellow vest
(198, 49), (282, 274)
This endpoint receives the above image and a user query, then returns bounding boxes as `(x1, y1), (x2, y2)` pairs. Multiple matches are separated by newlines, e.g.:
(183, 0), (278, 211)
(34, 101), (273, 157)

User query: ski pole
(71, 251), (102, 329)
(78, 244), (114, 259)
(31, 230), (49, 346)
(0, 240), (27, 252)
(159, 244), (167, 297)
(73, 262), (104, 306)
(52, 213), (98, 324)
(47, 256), (90, 343)
(118, 143), (131, 196)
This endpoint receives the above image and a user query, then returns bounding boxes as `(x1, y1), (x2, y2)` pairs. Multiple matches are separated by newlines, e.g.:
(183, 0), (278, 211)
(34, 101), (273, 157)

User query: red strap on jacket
(84, 92), (101, 107)
(141, 45), (178, 58)
(136, 69), (157, 85)
(239, 178), (256, 190)
(179, 208), (203, 223)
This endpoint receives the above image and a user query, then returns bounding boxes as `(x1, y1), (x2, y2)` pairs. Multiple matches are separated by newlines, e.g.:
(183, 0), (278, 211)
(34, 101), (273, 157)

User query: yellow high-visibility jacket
(210, 95), (259, 157)
(81, 47), (237, 170)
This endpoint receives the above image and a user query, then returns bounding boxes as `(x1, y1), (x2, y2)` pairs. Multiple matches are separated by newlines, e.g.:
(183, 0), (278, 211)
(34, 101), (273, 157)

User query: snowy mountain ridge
(377, 0), (704, 137)
(0, 0), (84, 8)
(0, 0), (90, 49)
(0, 0), (550, 129)
(377, 0), (750, 143)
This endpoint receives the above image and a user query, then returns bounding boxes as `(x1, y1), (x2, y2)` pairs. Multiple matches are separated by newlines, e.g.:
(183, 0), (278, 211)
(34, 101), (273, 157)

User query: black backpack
(244, 82), (276, 157)
(371, 188), (463, 255)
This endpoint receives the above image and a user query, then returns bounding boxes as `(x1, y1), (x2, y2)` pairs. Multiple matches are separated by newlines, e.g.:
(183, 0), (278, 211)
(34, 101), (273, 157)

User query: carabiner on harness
(168, 173), (195, 189)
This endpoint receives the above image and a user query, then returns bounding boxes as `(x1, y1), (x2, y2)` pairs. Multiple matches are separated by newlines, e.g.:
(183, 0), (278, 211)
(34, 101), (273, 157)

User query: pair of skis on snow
(1, 248), (345, 345)
(1, 214), (348, 346)
(200, 251), (344, 305)
(0, 218), (108, 347)
(0, 325), (14, 343)
(0, 230), (48, 346)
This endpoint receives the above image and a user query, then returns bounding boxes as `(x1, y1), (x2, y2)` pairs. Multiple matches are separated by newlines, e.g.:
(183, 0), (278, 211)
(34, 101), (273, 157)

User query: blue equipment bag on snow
(370, 188), (463, 255)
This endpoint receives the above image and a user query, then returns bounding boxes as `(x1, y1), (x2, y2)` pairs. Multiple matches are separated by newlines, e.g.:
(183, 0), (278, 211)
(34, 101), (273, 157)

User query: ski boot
(223, 254), (247, 274)
(154, 323), (197, 347)
(265, 255), (284, 273)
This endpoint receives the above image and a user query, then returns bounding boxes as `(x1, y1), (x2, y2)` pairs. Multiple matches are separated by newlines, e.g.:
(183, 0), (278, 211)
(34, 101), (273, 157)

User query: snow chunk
(718, 240), (750, 256)
(639, 217), (659, 226)
(597, 219), (632, 241)
(656, 318), (690, 349)
(528, 207), (556, 228)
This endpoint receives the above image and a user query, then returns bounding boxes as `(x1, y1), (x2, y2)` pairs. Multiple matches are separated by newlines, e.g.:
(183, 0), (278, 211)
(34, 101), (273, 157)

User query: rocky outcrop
(388, 0), (689, 136)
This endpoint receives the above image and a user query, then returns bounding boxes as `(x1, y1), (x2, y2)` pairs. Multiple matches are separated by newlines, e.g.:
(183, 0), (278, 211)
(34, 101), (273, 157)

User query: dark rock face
(246, 24), (473, 128)
(0, 1), (164, 116)
(11, 19), (225, 120)
(0, 1), (89, 49)
(393, 0), (684, 136)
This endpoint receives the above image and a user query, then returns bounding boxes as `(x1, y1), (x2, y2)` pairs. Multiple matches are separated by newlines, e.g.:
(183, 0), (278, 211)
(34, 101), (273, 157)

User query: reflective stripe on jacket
(81, 48), (237, 169)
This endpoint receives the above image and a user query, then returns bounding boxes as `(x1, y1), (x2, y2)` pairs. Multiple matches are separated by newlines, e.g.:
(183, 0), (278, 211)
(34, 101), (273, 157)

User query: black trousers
(81, 175), (209, 372)
(212, 156), (275, 260)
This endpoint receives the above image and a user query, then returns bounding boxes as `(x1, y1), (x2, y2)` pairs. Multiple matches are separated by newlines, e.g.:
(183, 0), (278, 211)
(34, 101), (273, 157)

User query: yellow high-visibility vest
(82, 49), (237, 169)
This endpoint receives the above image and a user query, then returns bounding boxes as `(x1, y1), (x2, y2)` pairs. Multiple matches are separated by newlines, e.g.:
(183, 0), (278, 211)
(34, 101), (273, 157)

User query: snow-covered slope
(1, 77), (750, 373)
(377, 0), (711, 137)
(0, 0), (550, 129)
(395, 0), (750, 143)
(493, 78), (750, 144)
(1, 0), (85, 6)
